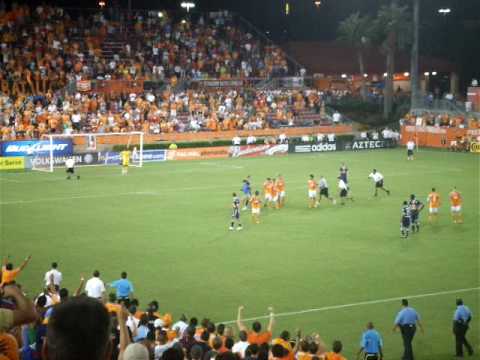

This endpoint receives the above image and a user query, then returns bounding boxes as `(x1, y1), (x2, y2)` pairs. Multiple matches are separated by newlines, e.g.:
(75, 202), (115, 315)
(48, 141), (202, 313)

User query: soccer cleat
(236, 226), (243, 231)
(229, 226), (234, 231)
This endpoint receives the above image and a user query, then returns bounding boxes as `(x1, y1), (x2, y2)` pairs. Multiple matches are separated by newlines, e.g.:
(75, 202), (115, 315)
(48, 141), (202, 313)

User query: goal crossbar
(33, 132), (144, 172)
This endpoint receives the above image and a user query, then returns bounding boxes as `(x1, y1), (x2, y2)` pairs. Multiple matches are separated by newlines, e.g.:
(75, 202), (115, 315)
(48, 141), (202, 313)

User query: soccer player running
(276, 175), (286, 208)
(120, 149), (131, 175)
(318, 176), (336, 205)
(230, 193), (243, 231)
(65, 157), (80, 180)
(368, 169), (391, 197)
(307, 174), (318, 208)
(241, 177), (252, 211)
(400, 201), (412, 238)
(449, 187), (464, 224)
(427, 187), (441, 223)
(251, 191), (262, 224)
(338, 176), (353, 205)
(409, 194), (424, 233)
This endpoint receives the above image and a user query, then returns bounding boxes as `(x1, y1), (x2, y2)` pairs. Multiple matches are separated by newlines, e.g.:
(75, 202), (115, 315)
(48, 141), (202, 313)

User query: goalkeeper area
(1, 149), (478, 360)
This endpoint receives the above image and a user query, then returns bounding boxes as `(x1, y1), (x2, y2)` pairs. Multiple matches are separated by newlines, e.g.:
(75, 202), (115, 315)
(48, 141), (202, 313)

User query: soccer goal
(31, 132), (144, 172)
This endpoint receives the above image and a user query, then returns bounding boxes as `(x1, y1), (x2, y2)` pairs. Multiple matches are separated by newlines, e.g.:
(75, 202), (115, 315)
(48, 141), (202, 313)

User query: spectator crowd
(0, 256), (475, 360)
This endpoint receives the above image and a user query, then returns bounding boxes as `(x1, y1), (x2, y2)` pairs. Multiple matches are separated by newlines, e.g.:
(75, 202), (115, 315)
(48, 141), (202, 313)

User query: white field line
(0, 191), (160, 205)
(0, 168), (463, 186)
(218, 286), (480, 325)
(0, 168), (467, 205)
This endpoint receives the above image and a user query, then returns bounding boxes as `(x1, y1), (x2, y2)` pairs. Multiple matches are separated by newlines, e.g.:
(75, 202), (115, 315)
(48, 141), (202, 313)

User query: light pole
(180, 2), (196, 13)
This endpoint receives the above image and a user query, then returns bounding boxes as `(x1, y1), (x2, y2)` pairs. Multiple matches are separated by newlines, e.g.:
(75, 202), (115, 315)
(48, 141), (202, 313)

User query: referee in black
(393, 299), (424, 360)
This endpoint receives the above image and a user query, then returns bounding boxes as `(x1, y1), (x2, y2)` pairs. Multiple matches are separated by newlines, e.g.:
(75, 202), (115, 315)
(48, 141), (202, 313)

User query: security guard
(393, 299), (424, 360)
(357, 322), (383, 360)
(453, 298), (473, 357)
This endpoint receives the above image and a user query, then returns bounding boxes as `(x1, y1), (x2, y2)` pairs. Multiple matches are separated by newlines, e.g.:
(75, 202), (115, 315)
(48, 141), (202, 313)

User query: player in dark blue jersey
(401, 201), (412, 238)
(230, 193), (243, 231)
(241, 177), (252, 210)
(339, 163), (349, 183)
(409, 194), (424, 233)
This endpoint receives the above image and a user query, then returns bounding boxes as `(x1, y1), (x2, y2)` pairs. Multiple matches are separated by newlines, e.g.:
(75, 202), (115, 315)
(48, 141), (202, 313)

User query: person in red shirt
(236, 305), (274, 345)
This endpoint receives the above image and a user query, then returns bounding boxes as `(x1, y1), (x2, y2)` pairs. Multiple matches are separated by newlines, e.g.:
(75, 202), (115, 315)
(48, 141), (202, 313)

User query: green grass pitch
(0, 148), (478, 359)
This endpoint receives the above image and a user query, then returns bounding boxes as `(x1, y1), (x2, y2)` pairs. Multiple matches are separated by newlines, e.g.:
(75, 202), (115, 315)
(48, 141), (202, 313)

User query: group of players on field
(231, 161), (465, 236)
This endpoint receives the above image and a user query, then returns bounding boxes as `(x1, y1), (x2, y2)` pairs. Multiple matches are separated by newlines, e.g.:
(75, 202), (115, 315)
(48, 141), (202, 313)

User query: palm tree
(337, 12), (372, 100)
(375, 1), (412, 119)
(410, 0), (420, 109)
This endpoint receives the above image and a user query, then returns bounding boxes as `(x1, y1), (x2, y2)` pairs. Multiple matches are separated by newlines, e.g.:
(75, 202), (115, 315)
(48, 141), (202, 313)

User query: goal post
(31, 132), (144, 173)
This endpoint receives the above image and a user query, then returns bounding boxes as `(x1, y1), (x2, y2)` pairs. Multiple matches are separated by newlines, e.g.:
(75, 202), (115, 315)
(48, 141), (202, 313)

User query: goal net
(31, 132), (144, 173)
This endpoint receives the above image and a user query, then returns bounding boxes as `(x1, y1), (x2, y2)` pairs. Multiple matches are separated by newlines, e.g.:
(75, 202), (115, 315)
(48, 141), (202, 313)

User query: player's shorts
(279, 191), (285, 198)
(407, 149), (414, 156)
(264, 194), (272, 201)
(272, 195), (278, 202)
(308, 190), (317, 198)
(340, 189), (348, 198)
(375, 180), (384, 188)
(66, 168), (74, 174)
(450, 205), (462, 213)
(122, 161), (129, 167)
(232, 209), (240, 219)
(401, 216), (411, 228)
(320, 188), (329, 197)
(411, 212), (419, 224)
(251, 208), (260, 215)
(429, 207), (439, 214)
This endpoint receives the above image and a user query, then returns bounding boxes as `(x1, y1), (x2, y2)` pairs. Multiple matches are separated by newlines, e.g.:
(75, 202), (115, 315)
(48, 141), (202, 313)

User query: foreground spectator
(0, 284), (38, 332)
(237, 306), (274, 345)
(42, 296), (111, 360)
(0, 255), (31, 286)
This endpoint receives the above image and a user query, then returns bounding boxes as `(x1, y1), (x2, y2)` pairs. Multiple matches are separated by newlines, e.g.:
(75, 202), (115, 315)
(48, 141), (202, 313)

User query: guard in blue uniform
(358, 322), (383, 360)
(453, 298), (473, 357)
(230, 193), (242, 231)
(401, 201), (412, 238)
(393, 299), (424, 360)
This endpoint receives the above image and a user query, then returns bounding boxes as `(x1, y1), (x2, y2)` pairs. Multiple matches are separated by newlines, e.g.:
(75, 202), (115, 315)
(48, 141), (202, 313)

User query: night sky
(20, 0), (480, 89)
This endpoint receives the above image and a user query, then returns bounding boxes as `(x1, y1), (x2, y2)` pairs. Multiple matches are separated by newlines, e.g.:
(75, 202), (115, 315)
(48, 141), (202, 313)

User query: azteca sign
(349, 140), (386, 150)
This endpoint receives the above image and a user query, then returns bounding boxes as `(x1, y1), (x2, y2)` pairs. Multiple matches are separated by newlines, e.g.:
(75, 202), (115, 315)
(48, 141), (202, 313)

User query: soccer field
(1, 148), (478, 359)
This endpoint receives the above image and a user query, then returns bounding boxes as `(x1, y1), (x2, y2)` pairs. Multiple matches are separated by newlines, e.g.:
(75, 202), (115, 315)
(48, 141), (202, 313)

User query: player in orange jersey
(276, 175), (286, 208)
(427, 187), (441, 223)
(308, 174), (318, 208)
(263, 178), (273, 208)
(271, 178), (279, 209)
(449, 187), (464, 224)
(251, 191), (262, 224)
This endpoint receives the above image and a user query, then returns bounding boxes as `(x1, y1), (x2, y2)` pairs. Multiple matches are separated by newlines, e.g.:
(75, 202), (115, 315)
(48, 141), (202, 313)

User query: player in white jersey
(318, 176), (336, 204)
(65, 157), (80, 180)
(406, 140), (415, 160)
(368, 169), (390, 197)
(338, 177), (353, 205)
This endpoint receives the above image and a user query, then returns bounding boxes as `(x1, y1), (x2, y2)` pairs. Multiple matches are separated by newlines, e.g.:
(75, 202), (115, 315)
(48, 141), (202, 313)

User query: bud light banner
(1, 139), (73, 157)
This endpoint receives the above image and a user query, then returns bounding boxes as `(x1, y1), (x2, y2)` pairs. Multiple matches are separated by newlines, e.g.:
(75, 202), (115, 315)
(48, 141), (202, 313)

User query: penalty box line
(218, 286), (480, 324)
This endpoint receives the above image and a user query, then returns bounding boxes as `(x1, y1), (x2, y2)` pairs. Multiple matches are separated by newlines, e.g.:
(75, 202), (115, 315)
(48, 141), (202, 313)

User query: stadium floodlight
(404, 72), (410, 77)
(341, 74), (347, 79)
(364, 73), (368, 78)
(158, 11), (164, 18)
(432, 71), (438, 76)
(180, 1), (195, 12)
(314, 0), (322, 8)
(438, 8), (451, 15)
(424, 72), (430, 76)
(98, 0), (106, 8)
(383, 73), (388, 77)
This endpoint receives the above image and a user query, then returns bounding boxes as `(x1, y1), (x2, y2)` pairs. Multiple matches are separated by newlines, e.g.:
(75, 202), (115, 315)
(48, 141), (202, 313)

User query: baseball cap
(154, 318), (165, 328)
